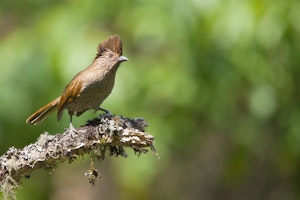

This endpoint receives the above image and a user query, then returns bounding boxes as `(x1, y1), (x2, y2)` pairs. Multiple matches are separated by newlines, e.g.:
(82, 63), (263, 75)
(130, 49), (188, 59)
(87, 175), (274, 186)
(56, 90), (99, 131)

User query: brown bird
(26, 35), (128, 133)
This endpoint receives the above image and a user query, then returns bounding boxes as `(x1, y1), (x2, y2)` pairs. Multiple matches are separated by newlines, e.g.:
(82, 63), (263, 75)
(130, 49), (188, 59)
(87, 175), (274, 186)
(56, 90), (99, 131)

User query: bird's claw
(68, 122), (78, 138)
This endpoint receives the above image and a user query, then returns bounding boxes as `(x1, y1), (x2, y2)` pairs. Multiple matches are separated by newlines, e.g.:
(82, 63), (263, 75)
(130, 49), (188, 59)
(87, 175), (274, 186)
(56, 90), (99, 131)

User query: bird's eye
(109, 53), (113, 58)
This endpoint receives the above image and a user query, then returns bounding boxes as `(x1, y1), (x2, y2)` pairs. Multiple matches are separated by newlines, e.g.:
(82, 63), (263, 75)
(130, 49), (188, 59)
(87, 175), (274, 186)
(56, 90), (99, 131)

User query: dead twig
(0, 114), (157, 199)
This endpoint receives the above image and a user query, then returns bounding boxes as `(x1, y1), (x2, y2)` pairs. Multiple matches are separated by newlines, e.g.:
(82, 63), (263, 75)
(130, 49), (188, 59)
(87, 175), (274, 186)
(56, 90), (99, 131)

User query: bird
(26, 35), (128, 134)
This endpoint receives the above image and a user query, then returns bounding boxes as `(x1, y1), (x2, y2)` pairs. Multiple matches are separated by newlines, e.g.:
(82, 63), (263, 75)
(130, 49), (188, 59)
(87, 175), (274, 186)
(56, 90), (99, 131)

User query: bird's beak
(118, 56), (128, 62)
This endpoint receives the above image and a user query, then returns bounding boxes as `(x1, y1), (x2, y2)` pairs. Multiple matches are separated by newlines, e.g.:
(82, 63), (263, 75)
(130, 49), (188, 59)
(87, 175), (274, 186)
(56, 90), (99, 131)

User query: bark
(0, 114), (157, 199)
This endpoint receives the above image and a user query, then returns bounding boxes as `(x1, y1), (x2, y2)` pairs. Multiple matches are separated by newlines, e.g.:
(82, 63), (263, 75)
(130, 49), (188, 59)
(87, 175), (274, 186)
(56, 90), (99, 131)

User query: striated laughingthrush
(26, 35), (128, 130)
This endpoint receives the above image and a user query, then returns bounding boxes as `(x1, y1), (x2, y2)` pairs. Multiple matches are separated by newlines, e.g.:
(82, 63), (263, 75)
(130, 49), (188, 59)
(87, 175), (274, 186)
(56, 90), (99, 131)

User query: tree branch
(0, 114), (157, 199)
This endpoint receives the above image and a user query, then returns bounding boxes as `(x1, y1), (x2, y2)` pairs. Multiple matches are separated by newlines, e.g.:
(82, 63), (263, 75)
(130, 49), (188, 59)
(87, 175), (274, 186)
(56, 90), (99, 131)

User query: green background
(1, 0), (300, 199)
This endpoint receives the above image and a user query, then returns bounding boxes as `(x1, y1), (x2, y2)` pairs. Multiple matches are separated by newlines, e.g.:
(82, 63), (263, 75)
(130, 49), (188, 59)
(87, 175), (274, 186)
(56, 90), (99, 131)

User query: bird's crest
(96, 35), (123, 59)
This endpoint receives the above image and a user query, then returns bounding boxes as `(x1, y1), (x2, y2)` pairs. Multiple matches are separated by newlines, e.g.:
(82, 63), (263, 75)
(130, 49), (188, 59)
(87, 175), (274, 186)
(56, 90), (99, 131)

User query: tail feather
(26, 97), (60, 125)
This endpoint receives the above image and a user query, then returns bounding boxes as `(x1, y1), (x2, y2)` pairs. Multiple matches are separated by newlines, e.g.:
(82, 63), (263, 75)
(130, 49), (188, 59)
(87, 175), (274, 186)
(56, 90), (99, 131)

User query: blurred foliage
(1, 0), (300, 199)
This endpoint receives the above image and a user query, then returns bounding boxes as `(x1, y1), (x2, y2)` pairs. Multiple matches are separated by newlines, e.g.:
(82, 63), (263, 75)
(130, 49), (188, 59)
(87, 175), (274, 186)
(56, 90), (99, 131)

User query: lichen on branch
(0, 114), (157, 199)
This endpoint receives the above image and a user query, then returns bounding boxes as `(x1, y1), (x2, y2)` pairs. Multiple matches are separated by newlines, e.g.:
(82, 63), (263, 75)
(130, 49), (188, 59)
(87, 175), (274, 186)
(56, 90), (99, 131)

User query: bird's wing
(57, 78), (83, 121)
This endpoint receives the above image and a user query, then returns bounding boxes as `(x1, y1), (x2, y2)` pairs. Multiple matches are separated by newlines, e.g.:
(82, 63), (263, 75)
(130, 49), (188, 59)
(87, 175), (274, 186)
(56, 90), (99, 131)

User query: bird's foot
(98, 107), (113, 116)
(68, 122), (78, 138)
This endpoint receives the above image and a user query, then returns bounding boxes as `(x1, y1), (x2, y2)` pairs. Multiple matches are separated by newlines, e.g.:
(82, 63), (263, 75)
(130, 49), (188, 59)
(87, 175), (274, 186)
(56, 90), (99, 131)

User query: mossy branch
(0, 114), (157, 199)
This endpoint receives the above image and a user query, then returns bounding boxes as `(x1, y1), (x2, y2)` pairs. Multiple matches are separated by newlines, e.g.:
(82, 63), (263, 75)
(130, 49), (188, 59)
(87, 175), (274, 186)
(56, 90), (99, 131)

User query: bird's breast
(67, 71), (116, 113)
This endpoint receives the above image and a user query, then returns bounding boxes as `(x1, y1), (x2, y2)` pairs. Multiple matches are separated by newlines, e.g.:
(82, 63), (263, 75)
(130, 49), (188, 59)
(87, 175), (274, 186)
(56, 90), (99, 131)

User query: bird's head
(95, 35), (128, 65)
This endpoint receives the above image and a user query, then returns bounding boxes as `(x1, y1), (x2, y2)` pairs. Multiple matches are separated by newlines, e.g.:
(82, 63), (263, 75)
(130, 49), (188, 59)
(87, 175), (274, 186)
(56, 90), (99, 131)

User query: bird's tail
(26, 97), (60, 125)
